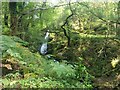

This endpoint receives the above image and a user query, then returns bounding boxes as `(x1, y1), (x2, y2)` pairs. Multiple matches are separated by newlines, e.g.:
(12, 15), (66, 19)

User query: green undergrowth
(1, 35), (93, 88)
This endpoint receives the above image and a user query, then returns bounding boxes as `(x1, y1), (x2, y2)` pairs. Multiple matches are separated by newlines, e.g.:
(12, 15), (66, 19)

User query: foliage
(1, 35), (93, 88)
(1, 1), (120, 89)
(1, 35), (42, 75)
(41, 60), (76, 78)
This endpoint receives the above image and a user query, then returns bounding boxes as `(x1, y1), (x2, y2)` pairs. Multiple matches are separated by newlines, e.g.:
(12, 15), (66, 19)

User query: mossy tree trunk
(116, 1), (120, 37)
(9, 2), (17, 36)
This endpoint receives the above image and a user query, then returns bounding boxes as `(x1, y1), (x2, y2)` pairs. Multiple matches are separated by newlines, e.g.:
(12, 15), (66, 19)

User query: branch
(40, 0), (47, 18)
(78, 2), (120, 25)
(61, 1), (74, 47)
(18, 2), (77, 18)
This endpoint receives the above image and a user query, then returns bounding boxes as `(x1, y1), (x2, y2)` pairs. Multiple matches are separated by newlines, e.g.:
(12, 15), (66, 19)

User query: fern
(11, 36), (29, 46)
(42, 60), (75, 79)
(6, 49), (22, 59)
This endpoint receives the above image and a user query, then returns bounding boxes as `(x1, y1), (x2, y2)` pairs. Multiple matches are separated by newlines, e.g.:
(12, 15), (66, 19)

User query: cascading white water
(40, 30), (49, 55)
(44, 31), (49, 40)
(39, 30), (59, 63)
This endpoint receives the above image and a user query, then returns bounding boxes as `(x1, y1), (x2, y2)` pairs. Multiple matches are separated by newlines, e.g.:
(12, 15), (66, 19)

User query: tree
(116, 1), (120, 37)
(9, 1), (17, 35)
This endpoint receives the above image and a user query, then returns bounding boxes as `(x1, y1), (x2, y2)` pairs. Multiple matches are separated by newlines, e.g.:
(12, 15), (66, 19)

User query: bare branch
(61, 1), (74, 47)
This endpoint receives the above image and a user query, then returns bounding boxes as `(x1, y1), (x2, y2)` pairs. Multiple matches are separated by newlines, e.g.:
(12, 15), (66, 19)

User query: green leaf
(6, 49), (22, 59)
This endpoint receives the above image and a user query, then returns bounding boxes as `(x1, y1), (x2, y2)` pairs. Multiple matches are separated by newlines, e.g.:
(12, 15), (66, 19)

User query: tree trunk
(116, 1), (120, 37)
(9, 2), (17, 36)
(4, 13), (8, 27)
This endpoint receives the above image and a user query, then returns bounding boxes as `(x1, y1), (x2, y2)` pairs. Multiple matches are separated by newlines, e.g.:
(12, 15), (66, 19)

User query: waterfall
(39, 30), (59, 63)
(40, 42), (47, 55)
(45, 31), (49, 40)
(40, 30), (49, 55)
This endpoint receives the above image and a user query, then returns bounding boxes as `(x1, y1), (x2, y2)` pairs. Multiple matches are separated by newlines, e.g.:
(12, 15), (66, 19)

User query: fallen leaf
(4, 64), (12, 70)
